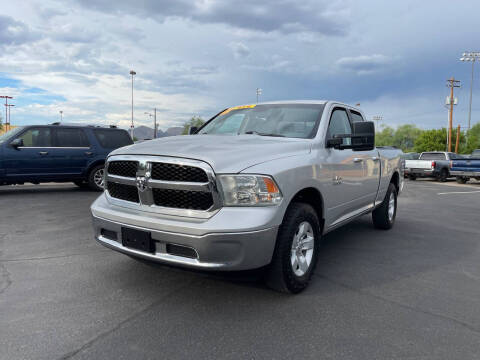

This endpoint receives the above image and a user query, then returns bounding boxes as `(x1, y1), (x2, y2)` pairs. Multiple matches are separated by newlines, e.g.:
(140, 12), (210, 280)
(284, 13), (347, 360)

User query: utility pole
(154, 108), (157, 139)
(446, 77), (460, 152)
(6, 104), (14, 131)
(0, 96), (13, 131)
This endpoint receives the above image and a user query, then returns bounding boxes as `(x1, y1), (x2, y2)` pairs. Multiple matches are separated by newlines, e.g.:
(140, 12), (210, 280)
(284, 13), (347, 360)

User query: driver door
(322, 108), (366, 227)
(4, 127), (55, 179)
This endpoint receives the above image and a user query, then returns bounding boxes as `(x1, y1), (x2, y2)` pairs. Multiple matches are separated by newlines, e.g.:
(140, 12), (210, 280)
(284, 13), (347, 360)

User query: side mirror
(327, 121), (375, 151)
(10, 138), (24, 149)
(188, 126), (198, 135)
(351, 121), (375, 151)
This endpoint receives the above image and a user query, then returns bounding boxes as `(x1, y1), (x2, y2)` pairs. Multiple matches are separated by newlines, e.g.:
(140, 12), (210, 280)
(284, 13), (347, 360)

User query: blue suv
(0, 124), (133, 191)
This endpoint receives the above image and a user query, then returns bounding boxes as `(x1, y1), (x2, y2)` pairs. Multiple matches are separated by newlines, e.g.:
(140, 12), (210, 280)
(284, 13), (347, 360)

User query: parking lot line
(437, 190), (480, 195)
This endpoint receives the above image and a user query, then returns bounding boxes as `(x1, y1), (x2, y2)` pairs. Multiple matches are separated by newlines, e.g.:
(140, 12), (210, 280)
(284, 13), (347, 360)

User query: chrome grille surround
(104, 155), (221, 219)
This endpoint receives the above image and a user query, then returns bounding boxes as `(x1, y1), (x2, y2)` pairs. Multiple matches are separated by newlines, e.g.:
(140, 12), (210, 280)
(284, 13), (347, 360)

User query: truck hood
(110, 134), (311, 173)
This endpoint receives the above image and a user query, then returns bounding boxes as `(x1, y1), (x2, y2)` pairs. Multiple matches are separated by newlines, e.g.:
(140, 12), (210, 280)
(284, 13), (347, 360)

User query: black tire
(265, 203), (321, 294)
(409, 174), (417, 180)
(456, 176), (468, 184)
(438, 168), (449, 182)
(88, 165), (105, 191)
(372, 183), (397, 230)
(475, 177), (480, 181)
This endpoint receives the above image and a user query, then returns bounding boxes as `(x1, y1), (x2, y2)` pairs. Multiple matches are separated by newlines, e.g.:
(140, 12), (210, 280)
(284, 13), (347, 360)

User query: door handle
(353, 158), (363, 163)
(371, 156), (380, 161)
(38, 151), (48, 156)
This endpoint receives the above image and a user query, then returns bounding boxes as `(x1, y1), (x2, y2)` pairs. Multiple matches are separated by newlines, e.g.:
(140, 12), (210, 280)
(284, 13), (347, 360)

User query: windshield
(198, 104), (324, 139)
(0, 127), (24, 144)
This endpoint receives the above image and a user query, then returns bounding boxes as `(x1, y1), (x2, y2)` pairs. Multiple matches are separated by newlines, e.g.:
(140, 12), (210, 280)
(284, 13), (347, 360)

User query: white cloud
(336, 54), (394, 75)
(229, 42), (250, 59)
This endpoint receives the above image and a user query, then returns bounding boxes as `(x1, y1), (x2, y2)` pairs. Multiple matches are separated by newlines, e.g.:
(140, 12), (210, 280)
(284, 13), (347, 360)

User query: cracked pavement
(1, 180), (480, 359)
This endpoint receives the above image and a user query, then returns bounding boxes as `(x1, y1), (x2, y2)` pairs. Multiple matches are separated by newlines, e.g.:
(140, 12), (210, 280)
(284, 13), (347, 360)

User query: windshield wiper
(243, 131), (285, 137)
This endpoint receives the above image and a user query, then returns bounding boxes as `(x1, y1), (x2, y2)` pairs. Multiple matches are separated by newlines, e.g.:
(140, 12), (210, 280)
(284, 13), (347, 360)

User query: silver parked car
(91, 100), (403, 293)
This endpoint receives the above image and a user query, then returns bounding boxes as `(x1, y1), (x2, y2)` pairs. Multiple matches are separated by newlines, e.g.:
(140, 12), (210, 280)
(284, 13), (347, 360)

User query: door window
(54, 128), (90, 147)
(17, 128), (52, 147)
(327, 108), (352, 146)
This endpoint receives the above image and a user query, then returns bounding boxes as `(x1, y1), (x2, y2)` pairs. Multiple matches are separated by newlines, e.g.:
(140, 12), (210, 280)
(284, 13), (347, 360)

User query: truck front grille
(106, 182), (139, 203)
(152, 188), (213, 210)
(151, 163), (208, 182)
(105, 157), (219, 216)
(107, 161), (138, 178)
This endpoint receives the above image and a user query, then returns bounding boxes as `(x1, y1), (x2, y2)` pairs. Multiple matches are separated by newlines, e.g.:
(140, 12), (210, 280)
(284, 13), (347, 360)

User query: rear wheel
(265, 203), (320, 293)
(372, 183), (397, 230)
(438, 168), (449, 182)
(456, 176), (468, 184)
(408, 174), (417, 180)
(88, 165), (105, 191)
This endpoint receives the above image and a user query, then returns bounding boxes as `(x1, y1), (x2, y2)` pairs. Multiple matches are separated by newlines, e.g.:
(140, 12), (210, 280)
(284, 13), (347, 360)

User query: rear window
(419, 153), (446, 160)
(93, 129), (133, 149)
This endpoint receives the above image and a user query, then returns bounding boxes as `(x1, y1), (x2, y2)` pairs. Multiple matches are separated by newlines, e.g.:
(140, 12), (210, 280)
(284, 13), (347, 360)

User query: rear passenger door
(50, 127), (91, 175)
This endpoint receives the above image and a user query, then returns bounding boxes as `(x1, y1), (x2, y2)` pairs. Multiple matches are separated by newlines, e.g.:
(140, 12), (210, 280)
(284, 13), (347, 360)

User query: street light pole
(144, 111), (154, 138)
(130, 70), (136, 139)
(154, 108), (157, 139)
(256, 88), (262, 103)
(460, 52), (480, 134)
(59, 110), (63, 122)
(372, 115), (383, 130)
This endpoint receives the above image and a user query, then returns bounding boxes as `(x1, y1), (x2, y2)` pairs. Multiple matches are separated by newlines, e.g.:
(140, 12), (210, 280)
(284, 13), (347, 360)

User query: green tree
(374, 124), (422, 152)
(465, 122), (480, 153)
(182, 116), (205, 135)
(392, 124), (423, 152)
(375, 126), (395, 147)
(413, 127), (467, 153)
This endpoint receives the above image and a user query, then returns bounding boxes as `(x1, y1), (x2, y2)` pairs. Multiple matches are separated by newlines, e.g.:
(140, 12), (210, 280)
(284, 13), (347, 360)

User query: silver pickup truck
(91, 100), (403, 293)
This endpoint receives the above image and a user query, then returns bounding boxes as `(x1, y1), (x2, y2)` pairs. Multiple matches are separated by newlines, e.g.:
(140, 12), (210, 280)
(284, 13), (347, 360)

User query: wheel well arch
(390, 171), (400, 193)
(287, 187), (325, 231)
(85, 160), (105, 177)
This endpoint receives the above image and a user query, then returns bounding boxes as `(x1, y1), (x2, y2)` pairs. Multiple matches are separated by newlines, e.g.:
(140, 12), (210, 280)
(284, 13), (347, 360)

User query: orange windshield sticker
(219, 104), (256, 116)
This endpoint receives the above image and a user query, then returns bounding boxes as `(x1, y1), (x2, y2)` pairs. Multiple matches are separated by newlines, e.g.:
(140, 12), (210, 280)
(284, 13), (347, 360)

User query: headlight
(218, 175), (282, 206)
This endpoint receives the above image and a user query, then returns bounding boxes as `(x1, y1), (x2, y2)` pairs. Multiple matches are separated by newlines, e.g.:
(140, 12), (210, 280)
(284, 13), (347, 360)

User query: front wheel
(265, 203), (321, 293)
(88, 165), (105, 191)
(372, 183), (397, 230)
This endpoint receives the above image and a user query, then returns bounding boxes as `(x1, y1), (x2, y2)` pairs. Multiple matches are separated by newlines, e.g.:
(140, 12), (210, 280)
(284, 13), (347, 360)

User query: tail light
(431, 161), (436, 168)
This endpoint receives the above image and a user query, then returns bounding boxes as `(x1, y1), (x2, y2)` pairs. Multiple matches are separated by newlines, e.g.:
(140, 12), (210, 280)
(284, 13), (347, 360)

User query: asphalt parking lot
(1, 179), (480, 360)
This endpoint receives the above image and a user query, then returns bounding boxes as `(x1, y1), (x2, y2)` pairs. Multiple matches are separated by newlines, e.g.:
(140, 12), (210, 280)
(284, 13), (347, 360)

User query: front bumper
(91, 194), (280, 271)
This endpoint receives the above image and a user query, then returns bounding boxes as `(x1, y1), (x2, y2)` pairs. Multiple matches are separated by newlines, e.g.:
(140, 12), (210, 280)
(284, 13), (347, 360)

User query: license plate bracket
(121, 227), (154, 253)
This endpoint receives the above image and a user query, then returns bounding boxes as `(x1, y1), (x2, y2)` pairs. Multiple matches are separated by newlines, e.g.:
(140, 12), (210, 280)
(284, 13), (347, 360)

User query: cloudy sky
(0, 0), (479, 130)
